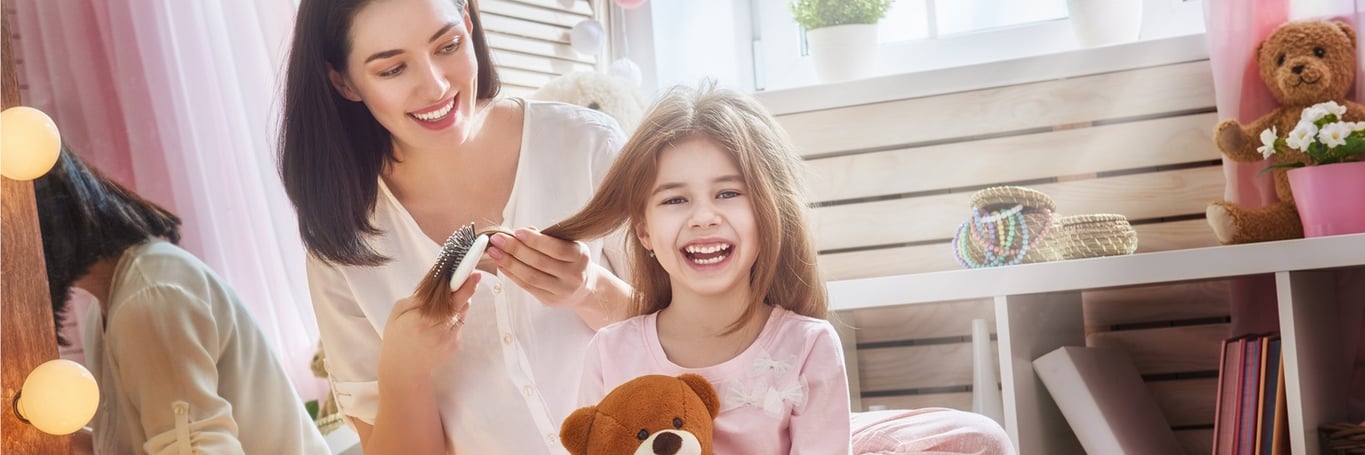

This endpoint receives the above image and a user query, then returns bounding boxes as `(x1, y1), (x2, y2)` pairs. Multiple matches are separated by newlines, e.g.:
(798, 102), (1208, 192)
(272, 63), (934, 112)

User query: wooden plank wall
(775, 60), (1229, 455)
(482, 0), (598, 97)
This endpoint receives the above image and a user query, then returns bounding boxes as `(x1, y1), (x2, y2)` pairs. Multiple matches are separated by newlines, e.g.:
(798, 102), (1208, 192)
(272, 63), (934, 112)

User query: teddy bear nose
(653, 432), (682, 454)
(1293, 64), (1306, 74)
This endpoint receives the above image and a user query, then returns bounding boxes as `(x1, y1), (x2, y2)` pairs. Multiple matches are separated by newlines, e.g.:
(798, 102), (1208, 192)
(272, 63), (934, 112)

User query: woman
(277, 0), (632, 453)
(36, 147), (328, 454)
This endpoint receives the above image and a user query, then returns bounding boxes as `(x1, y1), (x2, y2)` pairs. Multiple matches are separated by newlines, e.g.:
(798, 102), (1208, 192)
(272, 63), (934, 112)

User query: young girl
(546, 84), (852, 454)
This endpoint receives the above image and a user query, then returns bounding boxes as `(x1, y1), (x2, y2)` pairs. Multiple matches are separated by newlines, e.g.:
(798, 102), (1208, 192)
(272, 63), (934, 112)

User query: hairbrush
(414, 222), (506, 321)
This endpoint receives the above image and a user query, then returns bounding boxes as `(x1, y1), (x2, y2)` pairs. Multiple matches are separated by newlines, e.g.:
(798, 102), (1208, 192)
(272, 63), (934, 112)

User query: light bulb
(570, 20), (605, 55)
(15, 359), (99, 435)
(609, 58), (643, 87)
(0, 106), (62, 181)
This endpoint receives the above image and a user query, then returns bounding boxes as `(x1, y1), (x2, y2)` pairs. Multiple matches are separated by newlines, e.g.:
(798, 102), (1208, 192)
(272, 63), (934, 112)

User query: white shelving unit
(826, 233), (1365, 454)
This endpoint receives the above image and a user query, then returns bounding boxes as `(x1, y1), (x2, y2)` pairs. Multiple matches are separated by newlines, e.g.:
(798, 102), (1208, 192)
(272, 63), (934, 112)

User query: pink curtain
(10, 1), (326, 402)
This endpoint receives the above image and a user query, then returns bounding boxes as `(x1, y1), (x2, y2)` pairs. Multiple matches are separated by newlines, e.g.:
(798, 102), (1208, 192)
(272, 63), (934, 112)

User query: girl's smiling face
(636, 137), (759, 301)
(330, 0), (479, 152)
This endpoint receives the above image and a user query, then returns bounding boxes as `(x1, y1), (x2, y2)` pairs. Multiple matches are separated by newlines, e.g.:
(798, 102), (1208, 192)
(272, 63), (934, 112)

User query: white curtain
(11, 0), (326, 402)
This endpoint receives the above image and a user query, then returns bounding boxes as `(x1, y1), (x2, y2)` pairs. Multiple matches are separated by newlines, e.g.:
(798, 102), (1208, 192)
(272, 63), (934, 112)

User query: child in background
(35, 147), (328, 454)
(547, 84), (852, 454)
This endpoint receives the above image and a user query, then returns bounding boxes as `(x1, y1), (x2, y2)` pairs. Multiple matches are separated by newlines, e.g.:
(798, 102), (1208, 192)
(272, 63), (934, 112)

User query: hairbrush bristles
(414, 223), (502, 322)
(415, 223), (481, 321)
(433, 223), (479, 283)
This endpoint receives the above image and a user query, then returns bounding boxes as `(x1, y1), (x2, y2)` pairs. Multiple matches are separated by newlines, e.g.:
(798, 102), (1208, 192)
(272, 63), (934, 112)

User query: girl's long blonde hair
(543, 83), (827, 328)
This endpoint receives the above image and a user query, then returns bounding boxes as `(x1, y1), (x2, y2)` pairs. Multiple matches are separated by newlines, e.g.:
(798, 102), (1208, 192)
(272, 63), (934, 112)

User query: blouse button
(546, 433), (558, 445)
(492, 283), (504, 294)
(523, 385), (535, 397)
(502, 334), (513, 345)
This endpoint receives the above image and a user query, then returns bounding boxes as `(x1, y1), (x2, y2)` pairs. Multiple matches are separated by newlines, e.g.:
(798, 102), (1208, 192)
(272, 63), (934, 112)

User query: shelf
(826, 233), (1365, 311)
(825, 233), (1365, 454)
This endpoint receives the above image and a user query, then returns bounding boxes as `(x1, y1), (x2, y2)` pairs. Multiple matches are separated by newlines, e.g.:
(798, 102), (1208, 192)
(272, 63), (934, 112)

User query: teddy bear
(560, 374), (719, 455)
(529, 70), (651, 133)
(1208, 20), (1365, 244)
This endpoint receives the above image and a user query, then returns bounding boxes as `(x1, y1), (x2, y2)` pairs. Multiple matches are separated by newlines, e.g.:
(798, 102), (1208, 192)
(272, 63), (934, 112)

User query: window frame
(751, 0), (1206, 91)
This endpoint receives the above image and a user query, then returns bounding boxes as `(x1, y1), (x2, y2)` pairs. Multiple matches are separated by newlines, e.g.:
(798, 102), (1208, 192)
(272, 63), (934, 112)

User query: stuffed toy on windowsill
(529, 70), (650, 133)
(1208, 20), (1365, 244)
(560, 374), (719, 455)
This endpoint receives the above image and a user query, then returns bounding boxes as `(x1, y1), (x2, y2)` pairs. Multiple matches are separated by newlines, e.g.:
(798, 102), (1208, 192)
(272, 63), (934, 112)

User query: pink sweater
(578, 306), (853, 454)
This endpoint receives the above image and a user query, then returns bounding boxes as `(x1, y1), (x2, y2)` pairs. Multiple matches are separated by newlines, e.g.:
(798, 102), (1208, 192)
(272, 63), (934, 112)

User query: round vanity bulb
(0, 106), (62, 181)
(17, 359), (99, 435)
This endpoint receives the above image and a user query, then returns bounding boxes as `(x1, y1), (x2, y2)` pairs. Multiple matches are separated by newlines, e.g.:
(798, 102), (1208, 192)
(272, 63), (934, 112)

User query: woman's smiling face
(331, 0), (479, 152)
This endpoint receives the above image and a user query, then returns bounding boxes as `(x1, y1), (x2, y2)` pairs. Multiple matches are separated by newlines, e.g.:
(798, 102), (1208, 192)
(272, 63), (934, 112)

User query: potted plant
(789, 0), (894, 83)
(1066, 0), (1143, 47)
(1257, 100), (1365, 237)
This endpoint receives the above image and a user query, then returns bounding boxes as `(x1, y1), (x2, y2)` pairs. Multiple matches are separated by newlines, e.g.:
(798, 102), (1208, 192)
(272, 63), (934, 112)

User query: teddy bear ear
(559, 406), (597, 455)
(1334, 20), (1357, 46)
(678, 373), (721, 418)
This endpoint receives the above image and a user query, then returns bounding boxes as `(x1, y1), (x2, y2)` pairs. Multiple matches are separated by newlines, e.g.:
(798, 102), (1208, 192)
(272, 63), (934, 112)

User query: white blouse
(308, 99), (628, 454)
(84, 240), (328, 454)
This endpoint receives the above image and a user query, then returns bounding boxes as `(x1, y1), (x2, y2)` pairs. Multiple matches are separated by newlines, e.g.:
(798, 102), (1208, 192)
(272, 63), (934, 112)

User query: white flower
(1286, 122), (1318, 151)
(1258, 127), (1279, 158)
(1349, 121), (1365, 132)
(1319, 101), (1348, 117)
(1302, 105), (1329, 123)
(1303, 101), (1347, 123)
(1319, 122), (1352, 148)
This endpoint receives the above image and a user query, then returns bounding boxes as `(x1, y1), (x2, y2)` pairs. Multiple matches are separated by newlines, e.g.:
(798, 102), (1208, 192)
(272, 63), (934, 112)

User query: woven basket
(1057, 214), (1139, 259)
(1322, 422), (1365, 454)
(953, 186), (1063, 268)
(969, 186), (1057, 213)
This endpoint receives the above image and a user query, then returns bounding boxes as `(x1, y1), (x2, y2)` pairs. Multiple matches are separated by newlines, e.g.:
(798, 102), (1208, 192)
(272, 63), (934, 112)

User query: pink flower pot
(1287, 160), (1365, 237)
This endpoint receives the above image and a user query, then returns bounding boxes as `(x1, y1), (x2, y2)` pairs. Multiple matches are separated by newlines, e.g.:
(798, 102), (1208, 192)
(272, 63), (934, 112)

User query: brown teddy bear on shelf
(560, 374), (719, 455)
(1208, 19), (1365, 244)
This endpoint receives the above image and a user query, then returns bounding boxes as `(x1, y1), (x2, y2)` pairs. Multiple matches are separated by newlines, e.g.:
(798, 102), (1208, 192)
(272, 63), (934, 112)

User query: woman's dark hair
(279, 0), (501, 266)
(33, 147), (182, 346)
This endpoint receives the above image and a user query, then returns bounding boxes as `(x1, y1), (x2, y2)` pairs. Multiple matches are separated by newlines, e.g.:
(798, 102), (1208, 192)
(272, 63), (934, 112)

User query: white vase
(806, 24), (878, 83)
(1066, 0), (1143, 47)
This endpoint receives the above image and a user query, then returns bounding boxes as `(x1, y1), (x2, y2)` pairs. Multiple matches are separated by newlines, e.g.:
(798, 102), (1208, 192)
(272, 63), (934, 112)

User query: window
(749, 0), (1205, 91)
(876, 0), (1068, 44)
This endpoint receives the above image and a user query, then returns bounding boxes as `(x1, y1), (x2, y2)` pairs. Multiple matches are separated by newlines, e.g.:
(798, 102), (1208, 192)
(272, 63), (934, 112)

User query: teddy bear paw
(1206, 204), (1237, 244)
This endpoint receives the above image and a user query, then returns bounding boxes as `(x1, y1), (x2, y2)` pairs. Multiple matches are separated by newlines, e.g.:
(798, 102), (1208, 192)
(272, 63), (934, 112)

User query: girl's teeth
(685, 244), (730, 254)
(693, 256), (724, 265)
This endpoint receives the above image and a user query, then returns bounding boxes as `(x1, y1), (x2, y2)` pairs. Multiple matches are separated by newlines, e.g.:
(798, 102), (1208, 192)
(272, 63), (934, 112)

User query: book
(1255, 336), (1281, 455)
(1213, 338), (1245, 455)
(1033, 346), (1183, 454)
(1235, 335), (1263, 455)
(1269, 343), (1289, 455)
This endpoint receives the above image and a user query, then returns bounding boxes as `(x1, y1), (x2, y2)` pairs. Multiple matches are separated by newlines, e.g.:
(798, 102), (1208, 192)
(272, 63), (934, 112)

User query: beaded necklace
(952, 204), (1054, 268)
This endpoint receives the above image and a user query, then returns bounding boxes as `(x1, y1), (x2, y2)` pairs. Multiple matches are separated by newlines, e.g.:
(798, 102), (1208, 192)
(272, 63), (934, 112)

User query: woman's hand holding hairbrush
(380, 272), (481, 385)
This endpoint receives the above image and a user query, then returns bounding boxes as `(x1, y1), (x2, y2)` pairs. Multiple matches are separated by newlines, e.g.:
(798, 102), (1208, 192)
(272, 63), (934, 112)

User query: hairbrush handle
(449, 233), (489, 290)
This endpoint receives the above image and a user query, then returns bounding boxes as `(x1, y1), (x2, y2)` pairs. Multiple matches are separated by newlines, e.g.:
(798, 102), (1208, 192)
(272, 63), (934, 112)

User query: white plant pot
(1066, 0), (1143, 47)
(806, 24), (878, 83)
